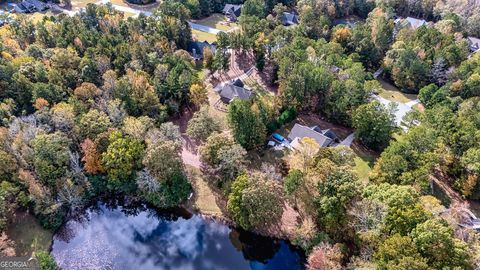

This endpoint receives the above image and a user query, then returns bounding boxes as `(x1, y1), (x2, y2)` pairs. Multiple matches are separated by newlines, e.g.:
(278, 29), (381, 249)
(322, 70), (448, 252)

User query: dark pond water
(52, 202), (305, 270)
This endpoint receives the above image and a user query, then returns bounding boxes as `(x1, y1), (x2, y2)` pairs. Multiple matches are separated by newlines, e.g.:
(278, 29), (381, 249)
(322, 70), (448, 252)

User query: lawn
(70, 0), (97, 11)
(25, 10), (62, 23)
(187, 166), (224, 217)
(377, 78), (418, 104)
(192, 29), (217, 43)
(122, 11), (137, 18)
(241, 73), (274, 97)
(351, 143), (377, 183)
(195, 13), (237, 31)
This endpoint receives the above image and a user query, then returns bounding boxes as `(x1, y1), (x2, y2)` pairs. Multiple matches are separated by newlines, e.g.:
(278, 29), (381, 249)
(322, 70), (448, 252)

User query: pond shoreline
(51, 200), (306, 270)
(5, 189), (301, 261)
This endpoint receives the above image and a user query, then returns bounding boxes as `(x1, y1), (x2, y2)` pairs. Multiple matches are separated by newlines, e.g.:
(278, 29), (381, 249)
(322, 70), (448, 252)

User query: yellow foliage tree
(189, 83), (208, 107)
(289, 137), (320, 173)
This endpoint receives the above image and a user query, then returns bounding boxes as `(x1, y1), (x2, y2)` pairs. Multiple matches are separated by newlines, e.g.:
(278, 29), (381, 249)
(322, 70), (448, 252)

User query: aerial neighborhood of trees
(0, 0), (480, 268)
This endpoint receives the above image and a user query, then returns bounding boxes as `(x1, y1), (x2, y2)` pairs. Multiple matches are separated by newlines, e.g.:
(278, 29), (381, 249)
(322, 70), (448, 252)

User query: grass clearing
(195, 13), (237, 31)
(187, 166), (224, 217)
(192, 29), (217, 43)
(19, 10), (61, 23)
(122, 11), (137, 18)
(351, 143), (377, 183)
(70, 0), (97, 10)
(376, 78), (417, 104)
(354, 156), (372, 183)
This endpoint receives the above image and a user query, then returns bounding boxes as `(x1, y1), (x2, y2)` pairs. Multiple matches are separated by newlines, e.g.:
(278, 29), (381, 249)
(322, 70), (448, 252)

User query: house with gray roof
(467, 37), (480, 53)
(287, 123), (333, 149)
(394, 17), (427, 30)
(187, 41), (216, 61)
(217, 79), (253, 103)
(223, 4), (242, 22)
(26, 0), (48, 11)
(281, 12), (299, 26)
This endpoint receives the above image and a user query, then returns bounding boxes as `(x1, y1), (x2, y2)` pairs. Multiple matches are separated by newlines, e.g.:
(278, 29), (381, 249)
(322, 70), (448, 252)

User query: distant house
(467, 37), (480, 53)
(217, 79), (253, 103)
(20, 0), (36, 12)
(26, 0), (48, 11)
(394, 17), (427, 30)
(281, 12), (299, 26)
(287, 124), (335, 149)
(13, 3), (28, 13)
(187, 41), (216, 61)
(12, 0), (48, 13)
(223, 4), (242, 22)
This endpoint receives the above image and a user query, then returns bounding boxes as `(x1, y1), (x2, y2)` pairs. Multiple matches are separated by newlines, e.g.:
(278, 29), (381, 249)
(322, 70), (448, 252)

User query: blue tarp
(272, 133), (285, 142)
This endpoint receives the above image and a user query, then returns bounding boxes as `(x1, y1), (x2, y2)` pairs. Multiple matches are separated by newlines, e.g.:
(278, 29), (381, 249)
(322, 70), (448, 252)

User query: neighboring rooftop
(287, 124), (333, 148)
(27, 0), (48, 11)
(281, 12), (299, 26)
(223, 4), (242, 17)
(10, 0), (48, 13)
(467, 36), (480, 52)
(394, 17), (427, 30)
(217, 79), (253, 103)
(187, 41), (216, 60)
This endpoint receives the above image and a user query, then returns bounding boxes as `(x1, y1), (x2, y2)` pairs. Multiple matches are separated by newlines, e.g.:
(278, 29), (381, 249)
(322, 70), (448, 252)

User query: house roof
(312, 126), (338, 140)
(25, 0), (47, 10)
(187, 41), (216, 59)
(14, 4), (27, 13)
(395, 17), (427, 30)
(218, 81), (253, 102)
(322, 129), (338, 140)
(223, 4), (242, 16)
(467, 37), (480, 51)
(287, 124), (333, 147)
(21, 1), (35, 11)
(232, 78), (244, 87)
(281, 12), (299, 26)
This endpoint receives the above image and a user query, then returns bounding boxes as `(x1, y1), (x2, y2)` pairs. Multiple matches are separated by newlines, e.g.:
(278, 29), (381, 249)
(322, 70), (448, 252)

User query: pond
(52, 201), (305, 270)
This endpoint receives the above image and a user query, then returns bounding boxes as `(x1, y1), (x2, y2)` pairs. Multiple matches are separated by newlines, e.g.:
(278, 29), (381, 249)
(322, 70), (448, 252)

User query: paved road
(373, 95), (413, 128)
(112, 4), (151, 16)
(189, 22), (222, 34)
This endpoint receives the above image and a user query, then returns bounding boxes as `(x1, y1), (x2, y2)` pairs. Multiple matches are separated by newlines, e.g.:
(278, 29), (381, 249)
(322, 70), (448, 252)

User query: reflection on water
(52, 202), (305, 270)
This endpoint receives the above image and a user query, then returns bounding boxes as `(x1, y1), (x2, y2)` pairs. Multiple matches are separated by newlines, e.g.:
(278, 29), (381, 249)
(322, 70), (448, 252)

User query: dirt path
(171, 108), (202, 169)
(181, 146), (201, 168)
(430, 173), (466, 207)
(430, 173), (479, 221)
